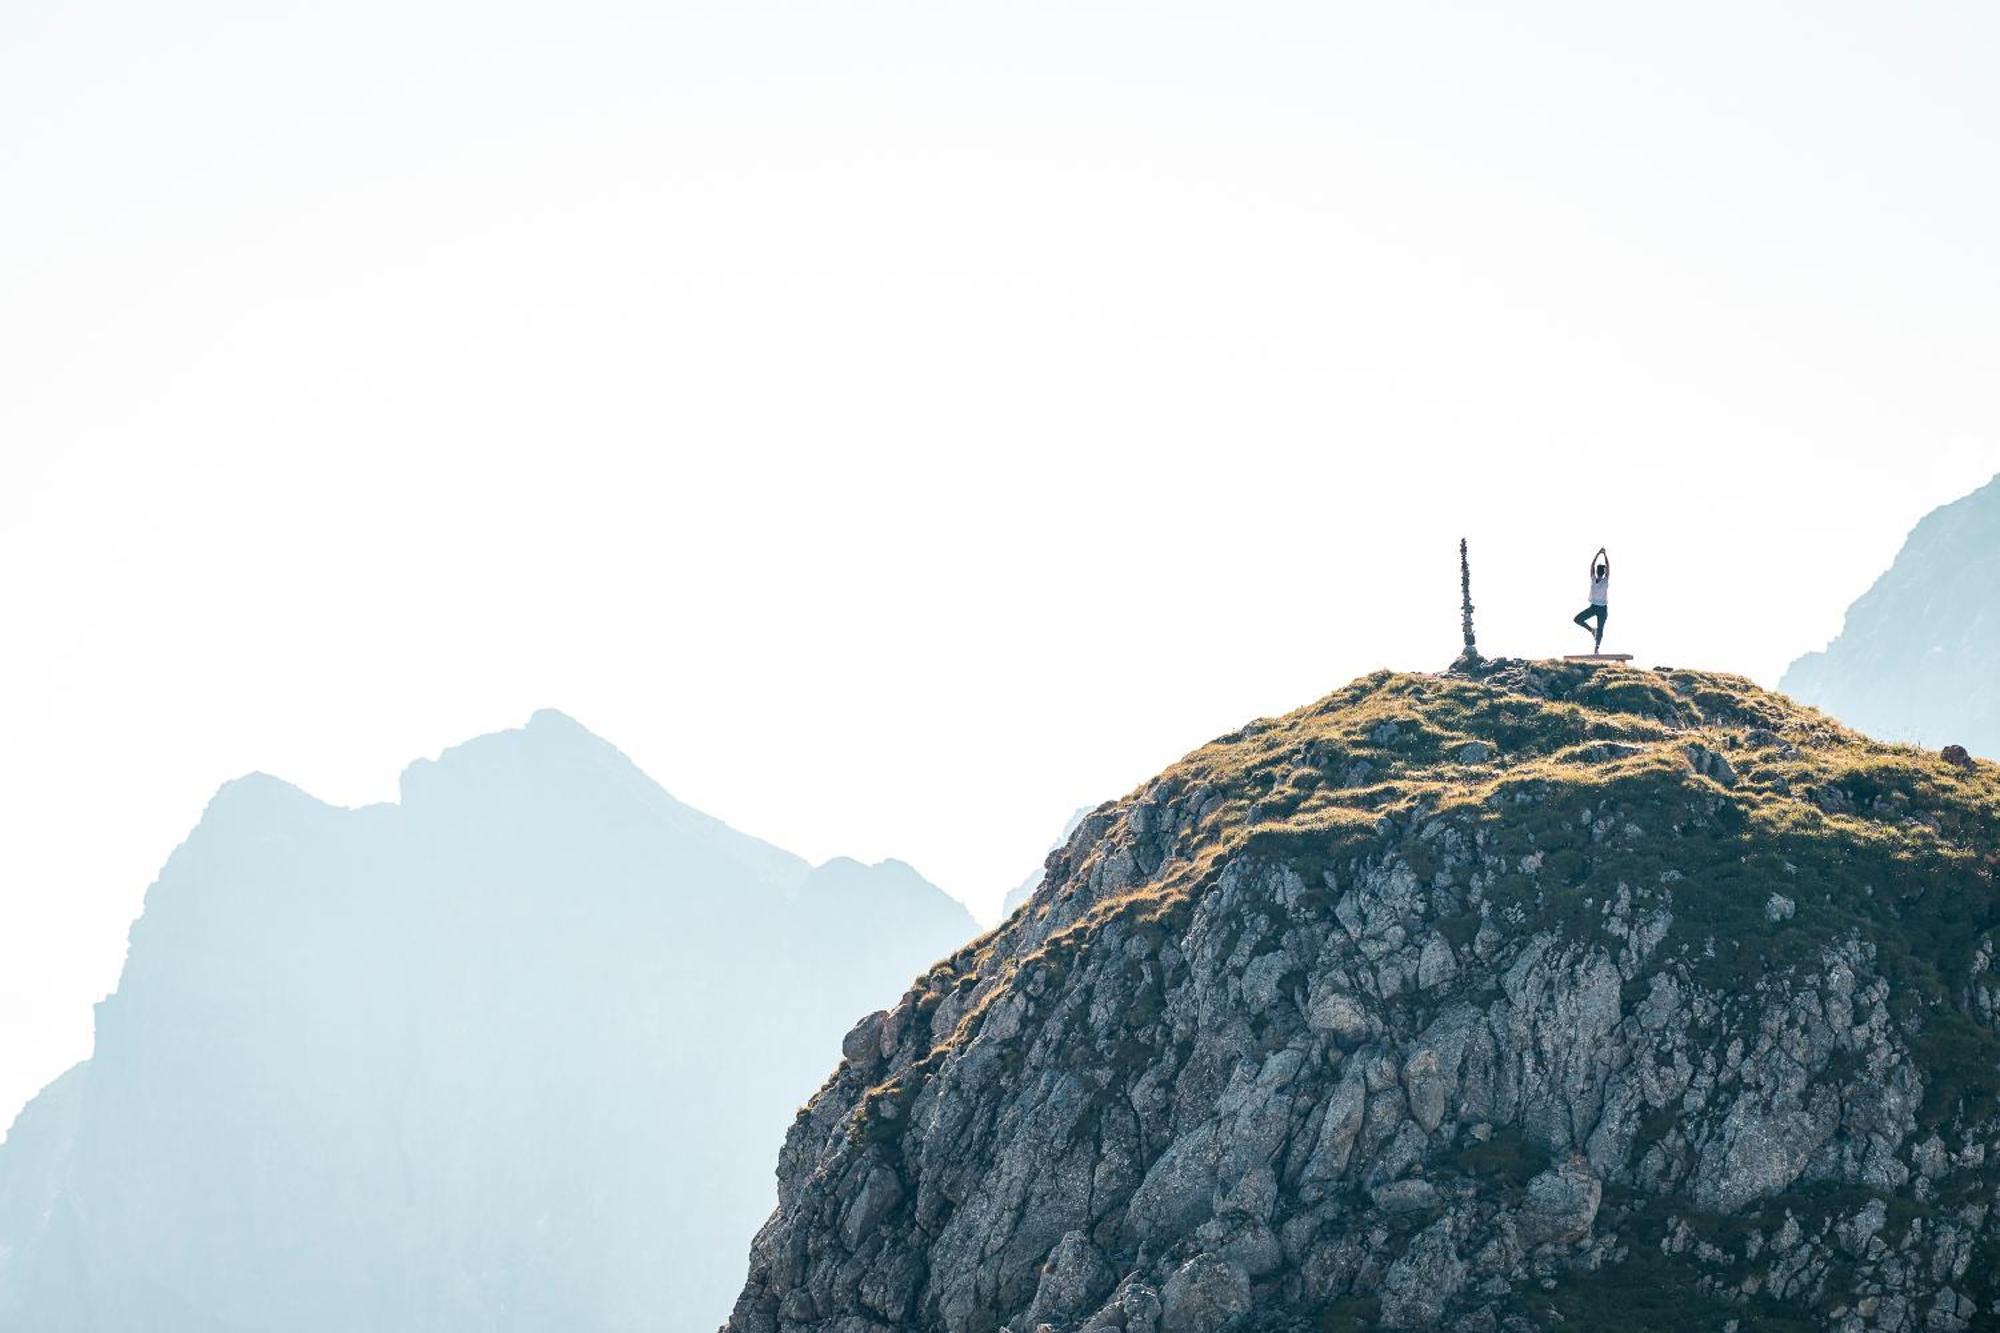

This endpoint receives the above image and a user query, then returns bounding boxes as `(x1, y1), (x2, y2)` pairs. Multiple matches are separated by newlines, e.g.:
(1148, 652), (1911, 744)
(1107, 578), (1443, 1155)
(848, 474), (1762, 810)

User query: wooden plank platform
(1564, 654), (1635, 662)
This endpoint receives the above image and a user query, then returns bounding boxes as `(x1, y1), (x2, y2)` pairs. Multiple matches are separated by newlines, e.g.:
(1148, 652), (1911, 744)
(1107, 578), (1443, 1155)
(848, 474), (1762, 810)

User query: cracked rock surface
(725, 662), (2000, 1333)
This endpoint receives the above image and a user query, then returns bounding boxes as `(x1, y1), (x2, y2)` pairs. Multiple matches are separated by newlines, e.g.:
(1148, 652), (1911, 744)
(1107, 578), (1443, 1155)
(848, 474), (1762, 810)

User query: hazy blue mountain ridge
(1783, 472), (2000, 757)
(0, 710), (977, 1333)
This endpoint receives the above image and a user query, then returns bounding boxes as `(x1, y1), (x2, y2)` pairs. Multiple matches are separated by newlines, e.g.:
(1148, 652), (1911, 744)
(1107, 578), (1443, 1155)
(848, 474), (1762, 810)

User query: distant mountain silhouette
(1000, 807), (1092, 920)
(0, 710), (977, 1333)
(1784, 473), (2000, 757)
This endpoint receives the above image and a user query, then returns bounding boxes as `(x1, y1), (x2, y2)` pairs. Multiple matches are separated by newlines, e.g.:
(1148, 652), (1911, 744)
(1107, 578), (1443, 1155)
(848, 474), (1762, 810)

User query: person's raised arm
(1600, 547), (1610, 575)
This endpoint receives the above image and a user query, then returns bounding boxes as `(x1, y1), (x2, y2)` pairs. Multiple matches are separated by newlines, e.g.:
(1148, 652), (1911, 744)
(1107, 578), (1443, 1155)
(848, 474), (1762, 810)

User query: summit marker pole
(1457, 538), (1480, 668)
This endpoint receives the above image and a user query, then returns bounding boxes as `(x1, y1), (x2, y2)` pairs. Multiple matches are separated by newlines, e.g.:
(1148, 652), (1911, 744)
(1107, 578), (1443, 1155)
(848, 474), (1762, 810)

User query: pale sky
(4, 0), (1999, 1131)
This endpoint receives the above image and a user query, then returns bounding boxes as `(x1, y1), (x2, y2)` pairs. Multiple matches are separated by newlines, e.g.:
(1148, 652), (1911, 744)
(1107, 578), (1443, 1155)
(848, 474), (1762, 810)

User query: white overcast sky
(4, 0), (1999, 1129)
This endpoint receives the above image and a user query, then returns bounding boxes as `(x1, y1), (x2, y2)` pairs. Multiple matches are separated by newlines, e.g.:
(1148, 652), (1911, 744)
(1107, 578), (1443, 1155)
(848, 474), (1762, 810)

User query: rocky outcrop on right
(726, 661), (2000, 1333)
(1785, 470), (2000, 760)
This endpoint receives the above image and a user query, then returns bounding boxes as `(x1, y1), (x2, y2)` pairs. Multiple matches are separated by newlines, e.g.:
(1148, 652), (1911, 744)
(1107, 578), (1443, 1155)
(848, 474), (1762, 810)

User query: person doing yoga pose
(1573, 548), (1610, 653)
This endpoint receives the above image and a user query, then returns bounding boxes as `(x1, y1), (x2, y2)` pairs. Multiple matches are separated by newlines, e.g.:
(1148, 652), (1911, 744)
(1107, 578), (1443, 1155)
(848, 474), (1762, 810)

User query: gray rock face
(725, 664), (2000, 1333)
(1022, 1231), (1114, 1328)
(1516, 1158), (1601, 1247)
(1158, 1255), (1250, 1333)
(1379, 1220), (1465, 1329)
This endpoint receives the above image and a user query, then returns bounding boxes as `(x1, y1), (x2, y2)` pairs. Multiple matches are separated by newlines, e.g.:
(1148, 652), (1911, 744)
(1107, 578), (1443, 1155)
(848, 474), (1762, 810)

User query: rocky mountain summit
(1784, 471), (2000, 759)
(726, 663), (2000, 1333)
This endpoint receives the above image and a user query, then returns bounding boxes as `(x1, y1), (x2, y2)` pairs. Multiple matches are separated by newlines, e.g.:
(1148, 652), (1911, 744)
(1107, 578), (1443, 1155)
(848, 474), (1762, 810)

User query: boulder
(1158, 1255), (1250, 1333)
(1516, 1158), (1601, 1247)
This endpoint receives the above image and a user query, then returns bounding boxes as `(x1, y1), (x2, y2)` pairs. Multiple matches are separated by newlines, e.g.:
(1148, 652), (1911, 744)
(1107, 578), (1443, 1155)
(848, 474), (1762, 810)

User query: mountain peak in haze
(1783, 471), (2000, 758)
(399, 706), (636, 796)
(202, 767), (327, 817)
(0, 712), (977, 1333)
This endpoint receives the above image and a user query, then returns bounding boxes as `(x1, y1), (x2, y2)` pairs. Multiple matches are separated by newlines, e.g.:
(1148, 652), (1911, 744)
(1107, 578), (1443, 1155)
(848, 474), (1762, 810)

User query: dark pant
(1574, 603), (1607, 647)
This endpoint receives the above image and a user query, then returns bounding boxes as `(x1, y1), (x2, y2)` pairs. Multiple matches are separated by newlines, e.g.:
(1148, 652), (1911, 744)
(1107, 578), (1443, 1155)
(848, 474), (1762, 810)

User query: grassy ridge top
(852, 660), (2000, 1163)
(839, 661), (2000, 1330)
(931, 660), (2000, 1123)
(1046, 658), (2000, 921)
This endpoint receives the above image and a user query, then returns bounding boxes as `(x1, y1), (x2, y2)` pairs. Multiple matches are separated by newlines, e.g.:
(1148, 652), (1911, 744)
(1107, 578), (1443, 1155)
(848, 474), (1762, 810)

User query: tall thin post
(1456, 538), (1481, 668)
